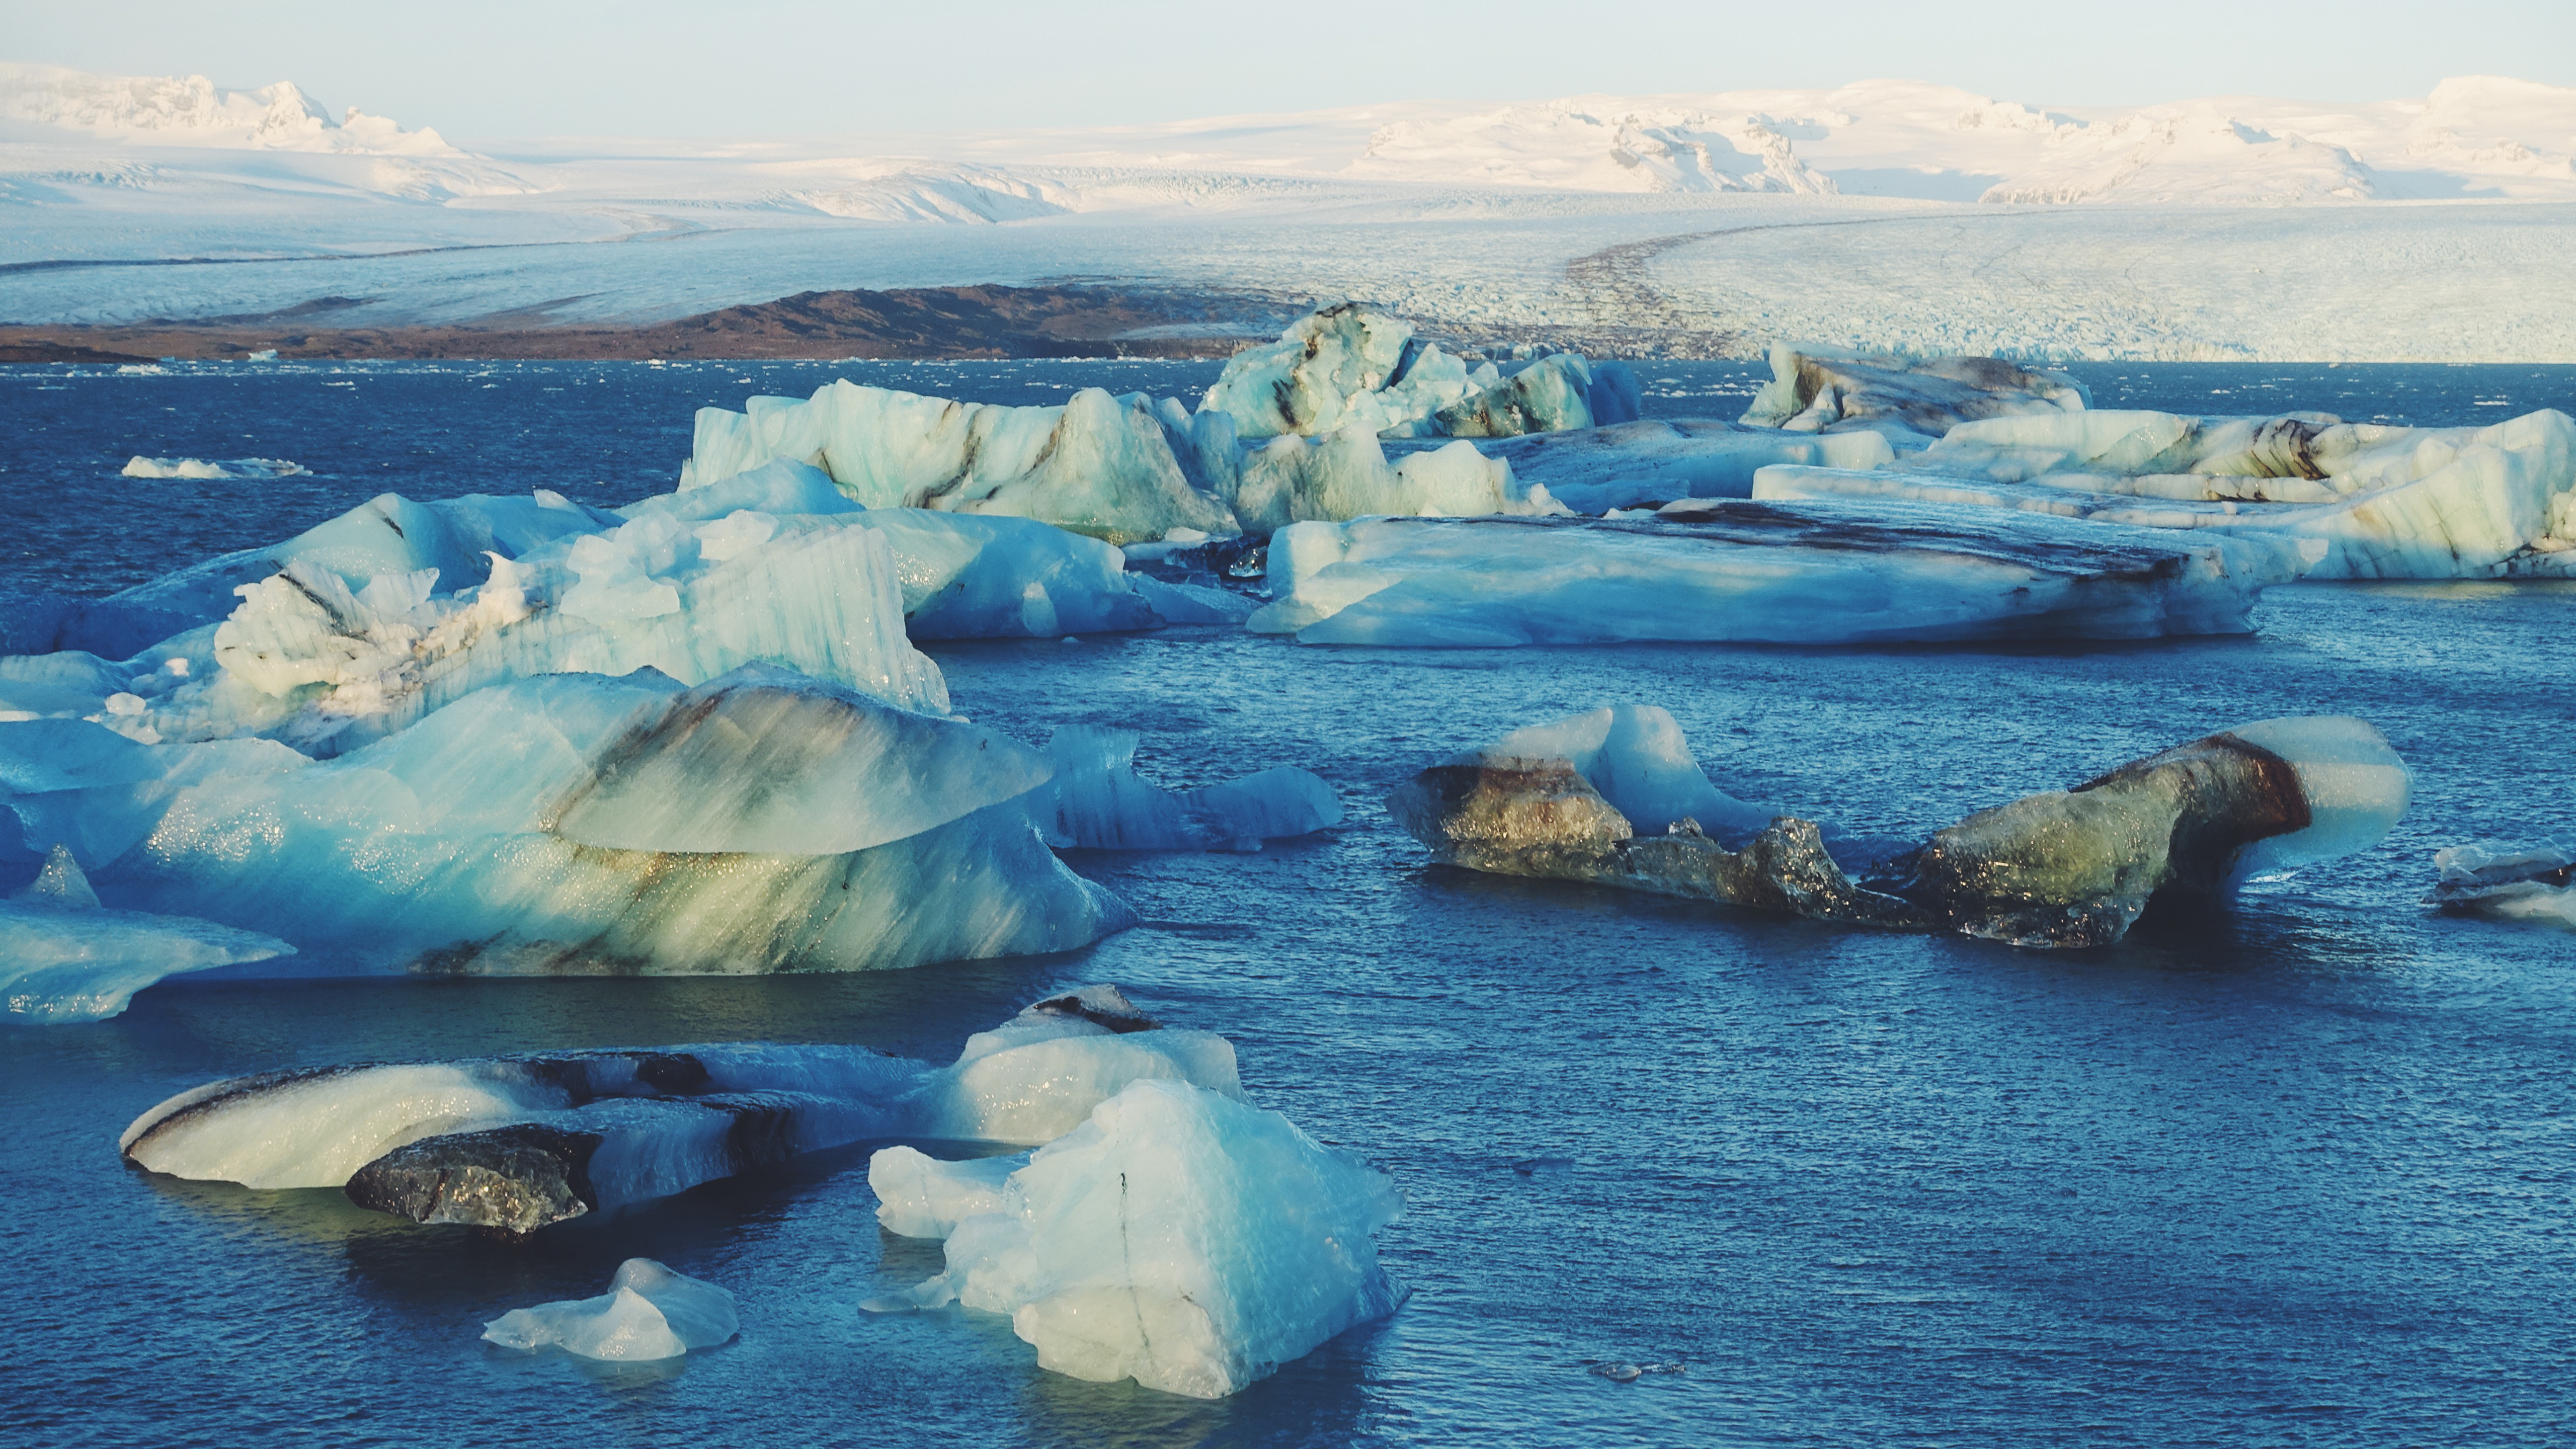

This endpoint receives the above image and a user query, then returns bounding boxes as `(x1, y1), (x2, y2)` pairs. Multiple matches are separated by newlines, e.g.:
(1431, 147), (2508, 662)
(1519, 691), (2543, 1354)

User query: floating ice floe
(2426, 840), (2576, 928)
(1032, 726), (1343, 851)
(121, 456), (310, 481)
(15, 667), (1125, 975)
(678, 381), (1237, 544)
(1738, 344), (2090, 442)
(1248, 499), (2313, 647)
(1392, 708), (2408, 947)
(865, 1078), (1404, 1399)
(1757, 406), (2576, 580)
(1391, 419), (1895, 515)
(1200, 304), (1639, 445)
(483, 1259), (738, 1362)
(2, 844), (293, 1023)
(120, 987), (1240, 1230)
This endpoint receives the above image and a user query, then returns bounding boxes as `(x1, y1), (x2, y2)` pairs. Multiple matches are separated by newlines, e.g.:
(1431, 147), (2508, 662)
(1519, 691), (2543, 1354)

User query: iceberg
(1434, 353), (1630, 438)
(1225, 426), (1565, 535)
(677, 382), (1237, 545)
(1738, 345), (2090, 440)
(1248, 500), (2312, 647)
(1392, 709), (2407, 948)
(121, 456), (310, 480)
(120, 988), (1242, 1229)
(482, 1259), (738, 1361)
(866, 1079), (1405, 1399)
(1394, 420), (1896, 515)
(2, 844), (294, 1023)
(22, 669), (1125, 976)
(2426, 840), (2576, 928)
(1031, 726), (1343, 852)
(868, 1147), (1022, 1238)
(1787, 407), (2576, 580)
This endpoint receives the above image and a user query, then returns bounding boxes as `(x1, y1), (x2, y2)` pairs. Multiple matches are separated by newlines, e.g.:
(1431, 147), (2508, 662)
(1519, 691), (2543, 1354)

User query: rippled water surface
(3, 363), (2574, 1447)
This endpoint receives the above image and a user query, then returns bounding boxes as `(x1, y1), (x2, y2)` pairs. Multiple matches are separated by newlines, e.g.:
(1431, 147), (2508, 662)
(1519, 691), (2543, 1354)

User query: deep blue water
(3, 363), (2575, 1447)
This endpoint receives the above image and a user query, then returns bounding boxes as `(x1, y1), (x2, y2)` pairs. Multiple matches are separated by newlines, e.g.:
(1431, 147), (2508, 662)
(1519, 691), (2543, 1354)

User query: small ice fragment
(481, 1259), (738, 1362)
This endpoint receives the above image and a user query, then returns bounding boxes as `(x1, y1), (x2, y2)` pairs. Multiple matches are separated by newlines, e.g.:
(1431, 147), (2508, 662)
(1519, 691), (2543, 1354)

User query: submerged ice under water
(3, 362), (2575, 1445)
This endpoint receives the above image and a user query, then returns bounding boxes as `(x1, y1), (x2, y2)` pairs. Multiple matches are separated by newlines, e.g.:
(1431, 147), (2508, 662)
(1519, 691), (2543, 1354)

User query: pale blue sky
(6, 0), (2571, 142)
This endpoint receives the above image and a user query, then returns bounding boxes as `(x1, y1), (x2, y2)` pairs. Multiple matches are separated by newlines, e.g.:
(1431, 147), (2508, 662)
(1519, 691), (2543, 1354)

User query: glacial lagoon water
(4, 360), (2575, 1446)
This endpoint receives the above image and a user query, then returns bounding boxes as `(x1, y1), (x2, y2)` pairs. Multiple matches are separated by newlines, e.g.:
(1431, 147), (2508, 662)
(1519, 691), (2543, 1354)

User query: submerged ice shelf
(1394, 706), (2411, 947)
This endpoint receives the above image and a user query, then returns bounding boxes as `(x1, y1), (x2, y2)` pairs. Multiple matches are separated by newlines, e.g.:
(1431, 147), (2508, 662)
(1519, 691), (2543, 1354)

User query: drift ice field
(5, 48), (2576, 1449)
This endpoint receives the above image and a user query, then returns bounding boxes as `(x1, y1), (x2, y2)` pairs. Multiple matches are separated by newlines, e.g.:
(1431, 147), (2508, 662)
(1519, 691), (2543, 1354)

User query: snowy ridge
(0, 61), (459, 155)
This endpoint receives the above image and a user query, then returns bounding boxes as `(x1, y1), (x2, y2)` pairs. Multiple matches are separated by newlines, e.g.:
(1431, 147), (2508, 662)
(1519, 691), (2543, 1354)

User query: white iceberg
(867, 1078), (1404, 1399)
(120, 987), (1243, 1230)
(482, 1259), (738, 1361)
(677, 382), (1236, 545)
(1248, 500), (2312, 647)
(1792, 406), (2576, 580)
(2427, 840), (2576, 928)
(868, 1148), (1022, 1238)
(1225, 425), (1565, 535)
(1032, 726), (1344, 852)
(1739, 345), (2090, 440)
(121, 456), (310, 481)
(17, 668), (1124, 976)
(1399, 420), (1895, 515)
(2, 844), (294, 1023)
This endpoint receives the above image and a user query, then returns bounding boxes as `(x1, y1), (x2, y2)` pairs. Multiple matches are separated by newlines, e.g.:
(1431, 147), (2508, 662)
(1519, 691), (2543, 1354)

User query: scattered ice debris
(1396, 419), (1894, 515)
(1391, 708), (2408, 948)
(16, 668), (1125, 975)
(1738, 345), (2089, 440)
(120, 987), (1238, 1229)
(1773, 406), (2576, 580)
(864, 1078), (1404, 1399)
(677, 381), (1237, 544)
(482, 1259), (738, 1361)
(121, 456), (310, 480)
(1249, 500), (2313, 647)
(1031, 726), (1343, 851)
(2, 844), (294, 1023)
(2427, 840), (2576, 928)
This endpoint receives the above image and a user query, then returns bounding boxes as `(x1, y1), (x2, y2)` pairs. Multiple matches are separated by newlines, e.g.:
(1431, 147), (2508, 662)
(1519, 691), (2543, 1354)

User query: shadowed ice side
(1389, 705), (2410, 948)
(117, 987), (1241, 1233)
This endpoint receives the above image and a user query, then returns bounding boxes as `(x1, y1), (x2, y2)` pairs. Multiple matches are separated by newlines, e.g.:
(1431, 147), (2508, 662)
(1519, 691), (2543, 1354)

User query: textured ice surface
(1, 844), (294, 1023)
(22, 670), (1124, 976)
(1198, 304), (1482, 441)
(678, 381), (1236, 544)
(1394, 711), (2406, 948)
(120, 989), (1240, 1226)
(1250, 501), (2310, 647)
(483, 1260), (739, 1361)
(1739, 345), (2089, 438)
(1396, 420), (1895, 515)
(1765, 407), (2576, 579)
(867, 1079), (1405, 1399)
(2427, 840), (2576, 928)
(1226, 427), (1565, 535)
(1030, 726), (1342, 851)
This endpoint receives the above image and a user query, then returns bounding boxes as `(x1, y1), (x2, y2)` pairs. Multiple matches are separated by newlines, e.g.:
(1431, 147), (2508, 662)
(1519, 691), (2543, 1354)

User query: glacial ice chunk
(1435, 353), (1601, 437)
(1457, 706), (1772, 839)
(1225, 425), (1564, 535)
(1393, 712), (2406, 948)
(1398, 420), (1895, 515)
(2426, 840), (2576, 929)
(911, 985), (1246, 1145)
(1198, 303), (1479, 441)
(677, 381), (1237, 544)
(869, 1148), (1024, 1237)
(121, 456), (310, 480)
(1249, 501), (2312, 647)
(482, 1260), (739, 1361)
(2, 844), (295, 1023)
(1031, 727), (1343, 852)
(1739, 345), (2089, 438)
(868, 1079), (1404, 1399)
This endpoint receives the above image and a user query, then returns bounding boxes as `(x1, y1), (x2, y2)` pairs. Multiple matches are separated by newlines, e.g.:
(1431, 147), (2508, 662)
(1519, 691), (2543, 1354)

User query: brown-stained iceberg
(1391, 707), (2410, 948)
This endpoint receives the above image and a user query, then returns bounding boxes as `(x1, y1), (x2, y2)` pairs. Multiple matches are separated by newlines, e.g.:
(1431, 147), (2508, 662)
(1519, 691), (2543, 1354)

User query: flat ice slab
(1249, 499), (2312, 647)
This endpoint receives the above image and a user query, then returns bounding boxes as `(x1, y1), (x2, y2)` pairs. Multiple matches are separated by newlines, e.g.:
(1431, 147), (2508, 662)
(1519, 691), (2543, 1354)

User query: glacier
(482, 1259), (739, 1362)
(1247, 501), (2313, 647)
(119, 987), (1241, 1230)
(2426, 840), (2576, 929)
(865, 1078), (1404, 1399)
(2, 844), (294, 1024)
(1032, 726), (1343, 851)
(1755, 407), (2576, 579)
(12, 669), (1128, 977)
(1392, 709), (2409, 948)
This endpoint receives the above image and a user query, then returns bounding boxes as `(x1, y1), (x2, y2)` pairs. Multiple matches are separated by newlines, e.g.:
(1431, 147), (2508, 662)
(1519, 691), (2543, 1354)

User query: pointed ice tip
(14, 844), (101, 910)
